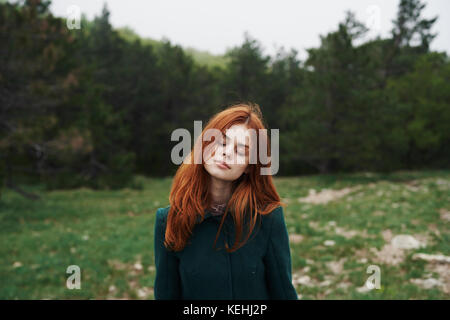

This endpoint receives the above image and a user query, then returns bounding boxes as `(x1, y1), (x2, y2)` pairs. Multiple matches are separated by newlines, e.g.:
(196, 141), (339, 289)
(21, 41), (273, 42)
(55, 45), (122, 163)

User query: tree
(392, 0), (437, 50)
(386, 0), (438, 78)
(223, 32), (270, 106)
(386, 53), (450, 168)
(280, 12), (381, 174)
(266, 47), (304, 129)
(0, 0), (77, 197)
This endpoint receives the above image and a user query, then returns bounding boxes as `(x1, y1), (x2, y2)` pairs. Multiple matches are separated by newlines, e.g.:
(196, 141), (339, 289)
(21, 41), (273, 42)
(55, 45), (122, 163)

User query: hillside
(116, 26), (229, 69)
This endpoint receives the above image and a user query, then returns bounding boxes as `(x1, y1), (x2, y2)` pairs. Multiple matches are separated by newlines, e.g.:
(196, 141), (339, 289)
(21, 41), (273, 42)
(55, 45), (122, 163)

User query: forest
(1, 0), (449, 195)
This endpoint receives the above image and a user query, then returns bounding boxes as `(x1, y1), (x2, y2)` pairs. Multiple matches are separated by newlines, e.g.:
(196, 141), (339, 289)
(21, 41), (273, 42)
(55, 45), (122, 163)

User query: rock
(135, 287), (154, 299)
(356, 285), (371, 293)
(292, 275), (313, 287)
(370, 244), (405, 266)
(289, 234), (304, 244)
(324, 240), (335, 246)
(337, 282), (351, 289)
(412, 253), (450, 263)
(326, 258), (346, 274)
(410, 278), (443, 290)
(334, 226), (360, 239)
(435, 179), (450, 186)
(297, 186), (361, 205)
(391, 235), (425, 249)
(381, 229), (393, 242)
(439, 208), (450, 222)
(319, 280), (332, 287)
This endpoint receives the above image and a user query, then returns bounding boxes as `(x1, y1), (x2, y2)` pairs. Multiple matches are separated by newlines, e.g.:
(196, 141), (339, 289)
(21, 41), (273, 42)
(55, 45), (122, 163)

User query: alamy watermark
(170, 121), (279, 175)
(365, 264), (381, 290)
(66, 5), (81, 30)
(66, 265), (81, 289)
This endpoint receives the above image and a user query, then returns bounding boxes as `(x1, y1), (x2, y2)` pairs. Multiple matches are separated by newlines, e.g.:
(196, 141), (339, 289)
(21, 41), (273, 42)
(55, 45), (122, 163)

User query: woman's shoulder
(155, 205), (171, 224)
(261, 205), (284, 219)
(260, 205), (286, 230)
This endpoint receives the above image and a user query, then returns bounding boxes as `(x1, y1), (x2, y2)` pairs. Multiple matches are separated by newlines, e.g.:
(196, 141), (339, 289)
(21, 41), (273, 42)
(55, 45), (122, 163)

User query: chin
(204, 166), (234, 181)
(211, 170), (235, 181)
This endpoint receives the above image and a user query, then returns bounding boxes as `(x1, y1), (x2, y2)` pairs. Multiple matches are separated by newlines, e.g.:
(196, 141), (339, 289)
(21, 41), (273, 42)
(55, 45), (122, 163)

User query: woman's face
(203, 124), (251, 182)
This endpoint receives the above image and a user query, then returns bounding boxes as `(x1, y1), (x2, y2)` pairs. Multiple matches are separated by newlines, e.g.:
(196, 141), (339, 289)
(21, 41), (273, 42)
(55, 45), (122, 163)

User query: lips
(215, 160), (231, 169)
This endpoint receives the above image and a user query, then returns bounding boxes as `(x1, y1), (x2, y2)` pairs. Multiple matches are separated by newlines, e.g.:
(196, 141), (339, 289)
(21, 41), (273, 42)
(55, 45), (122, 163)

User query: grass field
(1, 170), (449, 299)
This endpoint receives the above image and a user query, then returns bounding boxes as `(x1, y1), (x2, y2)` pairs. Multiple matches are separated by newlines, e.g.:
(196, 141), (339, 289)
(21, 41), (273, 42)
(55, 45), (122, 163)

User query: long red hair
(164, 102), (284, 253)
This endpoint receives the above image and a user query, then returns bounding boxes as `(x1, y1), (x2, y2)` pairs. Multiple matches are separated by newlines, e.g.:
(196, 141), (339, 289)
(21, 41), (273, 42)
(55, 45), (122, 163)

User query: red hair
(164, 102), (285, 253)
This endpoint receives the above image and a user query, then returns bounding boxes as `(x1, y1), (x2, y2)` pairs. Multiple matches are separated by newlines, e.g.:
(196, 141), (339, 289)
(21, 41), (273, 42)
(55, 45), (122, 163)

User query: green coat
(153, 205), (299, 300)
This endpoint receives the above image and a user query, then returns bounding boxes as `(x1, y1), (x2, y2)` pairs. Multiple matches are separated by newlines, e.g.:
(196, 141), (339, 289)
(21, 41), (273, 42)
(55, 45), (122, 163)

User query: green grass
(0, 171), (449, 299)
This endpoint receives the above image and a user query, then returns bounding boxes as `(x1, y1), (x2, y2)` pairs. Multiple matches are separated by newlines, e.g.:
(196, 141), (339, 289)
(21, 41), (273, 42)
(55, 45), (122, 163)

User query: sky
(48, 0), (450, 59)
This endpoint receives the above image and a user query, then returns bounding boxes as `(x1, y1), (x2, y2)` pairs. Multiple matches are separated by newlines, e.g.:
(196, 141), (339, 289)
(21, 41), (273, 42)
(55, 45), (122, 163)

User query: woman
(154, 102), (298, 300)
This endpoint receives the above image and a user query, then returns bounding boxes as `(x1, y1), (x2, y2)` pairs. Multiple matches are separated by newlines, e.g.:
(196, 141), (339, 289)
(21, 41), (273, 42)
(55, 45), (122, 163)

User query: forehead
(224, 124), (251, 141)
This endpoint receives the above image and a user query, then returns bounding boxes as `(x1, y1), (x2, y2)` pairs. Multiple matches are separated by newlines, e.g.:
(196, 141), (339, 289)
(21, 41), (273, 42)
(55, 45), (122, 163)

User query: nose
(221, 142), (234, 160)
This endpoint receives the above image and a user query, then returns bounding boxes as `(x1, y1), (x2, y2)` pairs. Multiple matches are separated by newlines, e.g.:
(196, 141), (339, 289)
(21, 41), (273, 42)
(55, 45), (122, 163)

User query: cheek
(235, 154), (248, 166)
(229, 163), (248, 174)
(204, 146), (219, 164)
(204, 157), (214, 165)
(204, 162), (215, 173)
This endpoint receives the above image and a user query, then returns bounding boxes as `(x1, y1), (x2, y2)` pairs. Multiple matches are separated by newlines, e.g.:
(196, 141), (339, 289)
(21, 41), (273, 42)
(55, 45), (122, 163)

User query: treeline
(1, 0), (449, 195)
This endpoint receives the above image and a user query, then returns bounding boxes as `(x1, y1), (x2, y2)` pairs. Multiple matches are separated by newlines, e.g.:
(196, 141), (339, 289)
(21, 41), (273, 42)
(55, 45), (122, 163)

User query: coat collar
(196, 208), (229, 224)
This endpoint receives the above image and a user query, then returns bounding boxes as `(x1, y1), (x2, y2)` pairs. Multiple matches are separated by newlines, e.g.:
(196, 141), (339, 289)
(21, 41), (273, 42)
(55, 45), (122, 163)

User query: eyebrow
(224, 132), (249, 148)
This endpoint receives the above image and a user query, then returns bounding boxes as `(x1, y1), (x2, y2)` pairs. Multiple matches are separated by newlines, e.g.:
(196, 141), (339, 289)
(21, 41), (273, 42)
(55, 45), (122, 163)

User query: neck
(209, 176), (232, 205)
